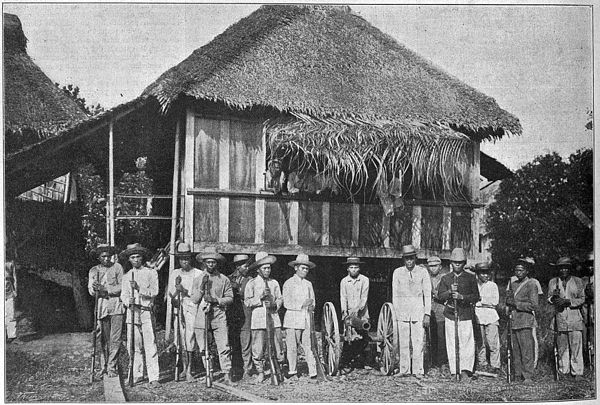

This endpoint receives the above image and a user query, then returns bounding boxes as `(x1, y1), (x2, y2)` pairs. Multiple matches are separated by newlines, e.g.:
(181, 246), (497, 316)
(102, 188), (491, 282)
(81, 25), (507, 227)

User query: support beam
(382, 213), (390, 248)
(289, 200), (299, 245)
(184, 109), (195, 243)
(352, 204), (360, 247)
(166, 119), (181, 338)
(442, 206), (452, 251)
(108, 120), (115, 246)
(255, 198), (265, 243)
(219, 120), (230, 190)
(256, 125), (266, 191)
(322, 202), (330, 246)
(219, 197), (230, 243)
(471, 208), (481, 262)
(411, 205), (422, 249)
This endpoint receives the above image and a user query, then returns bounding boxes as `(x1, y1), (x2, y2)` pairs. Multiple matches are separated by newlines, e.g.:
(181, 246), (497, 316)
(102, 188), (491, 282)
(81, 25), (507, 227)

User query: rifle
(587, 302), (594, 372)
(505, 283), (513, 383)
(308, 309), (329, 381)
(128, 272), (135, 387)
(204, 281), (213, 388)
(263, 278), (284, 385)
(424, 323), (431, 374)
(174, 290), (182, 381)
(90, 271), (100, 383)
(453, 275), (460, 381)
(552, 285), (561, 381)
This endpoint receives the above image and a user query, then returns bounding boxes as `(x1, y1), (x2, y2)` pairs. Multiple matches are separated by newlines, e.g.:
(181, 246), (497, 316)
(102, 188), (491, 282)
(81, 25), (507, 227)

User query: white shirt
(340, 274), (369, 320)
(475, 280), (499, 325)
(283, 274), (314, 329)
(168, 267), (203, 312)
(244, 276), (283, 329)
(392, 265), (431, 321)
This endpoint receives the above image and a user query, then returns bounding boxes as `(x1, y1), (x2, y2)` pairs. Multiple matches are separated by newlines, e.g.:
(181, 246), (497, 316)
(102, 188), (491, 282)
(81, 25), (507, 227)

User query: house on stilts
(5, 5), (521, 324)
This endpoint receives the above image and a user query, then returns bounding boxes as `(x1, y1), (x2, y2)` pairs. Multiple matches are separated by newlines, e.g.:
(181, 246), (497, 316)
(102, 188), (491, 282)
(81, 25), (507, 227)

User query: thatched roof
(142, 5), (520, 202)
(144, 5), (520, 138)
(4, 13), (88, 154)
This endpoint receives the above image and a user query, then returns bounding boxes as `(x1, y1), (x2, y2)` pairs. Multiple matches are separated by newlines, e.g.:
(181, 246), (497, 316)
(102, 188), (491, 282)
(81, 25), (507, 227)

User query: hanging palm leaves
(265, 114), (473, 204)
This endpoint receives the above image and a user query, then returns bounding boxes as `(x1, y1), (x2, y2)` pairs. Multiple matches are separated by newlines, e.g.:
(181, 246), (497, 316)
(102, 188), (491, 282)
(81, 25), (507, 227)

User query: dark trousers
(100, 314), (123, 372)
(512, 328), (535, 380)
(430, 309), (447, 366)
(240, 328), (253, 371)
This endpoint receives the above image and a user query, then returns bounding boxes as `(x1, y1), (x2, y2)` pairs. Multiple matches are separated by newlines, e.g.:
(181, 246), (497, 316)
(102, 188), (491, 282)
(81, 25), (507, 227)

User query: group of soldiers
(86, 240), (595, 387)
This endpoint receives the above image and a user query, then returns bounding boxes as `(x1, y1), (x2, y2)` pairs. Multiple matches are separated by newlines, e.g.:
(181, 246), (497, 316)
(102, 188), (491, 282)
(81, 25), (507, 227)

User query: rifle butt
(454, 300), (460, 381)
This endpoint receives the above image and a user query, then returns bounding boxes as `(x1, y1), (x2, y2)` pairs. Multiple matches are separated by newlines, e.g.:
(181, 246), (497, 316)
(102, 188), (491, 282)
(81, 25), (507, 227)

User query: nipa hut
(140, 4), (520, 260)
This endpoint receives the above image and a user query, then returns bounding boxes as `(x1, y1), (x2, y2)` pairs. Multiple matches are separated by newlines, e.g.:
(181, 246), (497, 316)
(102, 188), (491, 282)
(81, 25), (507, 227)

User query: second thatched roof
(4, 13), (89, 155)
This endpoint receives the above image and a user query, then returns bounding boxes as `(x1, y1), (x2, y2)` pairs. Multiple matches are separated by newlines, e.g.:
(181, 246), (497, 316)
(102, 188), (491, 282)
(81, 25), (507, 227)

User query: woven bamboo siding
(359, 203), (383, 247)
(229, 120), (261, 190)
(264, 200), (292, 244)
(228, 197), (255, 243)
(451, 206), (472, 253)
(298, 201), (322, 245)
(194, 118), (220, 189)
(194, 196), (219, 242)
(421, 206), (444, 251)
(329, 203), (353, 246)
(390, 206), (413, 249)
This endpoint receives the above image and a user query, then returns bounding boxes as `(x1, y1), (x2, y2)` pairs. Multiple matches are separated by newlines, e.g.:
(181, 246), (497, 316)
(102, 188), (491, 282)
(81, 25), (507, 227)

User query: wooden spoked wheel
(377, 302), (399, 376)
(321, 302), (342, 376)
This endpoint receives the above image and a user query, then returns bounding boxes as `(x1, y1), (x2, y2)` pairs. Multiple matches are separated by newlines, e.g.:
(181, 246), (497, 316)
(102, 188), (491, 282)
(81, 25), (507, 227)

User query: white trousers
(445, 318), (475, 374)
(398, 320), (424, 375)
(126, 314), (159, 382)
(5, 297), (16, 339)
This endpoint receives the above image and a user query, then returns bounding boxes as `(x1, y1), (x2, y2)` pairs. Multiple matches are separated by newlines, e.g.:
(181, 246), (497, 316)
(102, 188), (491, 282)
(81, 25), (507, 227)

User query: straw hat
(551, 257), (572, 268)
(343, 257), (364, 265)
(474, 262), (492, 273)
(233, 254), (250, 265)
(92, 244), (117, 257)
(173, 243), (193, 258)
(427, 256), (441, 266)
(196, 252), (226, 263)
(517, 257), (535, 266)
(288, 254), (316, 269)
(119, 243), (150, 260)
(401, 245), (417, 258)
(249, 252), (277, 270)
(449, 248), (466, 262)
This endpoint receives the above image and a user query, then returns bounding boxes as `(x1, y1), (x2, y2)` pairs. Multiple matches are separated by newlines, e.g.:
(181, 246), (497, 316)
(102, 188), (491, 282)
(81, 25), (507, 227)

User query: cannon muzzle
(344, 315), (370, 331)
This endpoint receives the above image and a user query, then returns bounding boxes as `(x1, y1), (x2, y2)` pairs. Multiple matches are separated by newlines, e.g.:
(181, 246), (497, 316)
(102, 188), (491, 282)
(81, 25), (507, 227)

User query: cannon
(319, 302), (399, 376)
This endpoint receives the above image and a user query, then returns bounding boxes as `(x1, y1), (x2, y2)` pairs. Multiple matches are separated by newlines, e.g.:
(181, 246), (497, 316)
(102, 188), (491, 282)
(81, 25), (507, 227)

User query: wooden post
(219, 120), (230, 190)
(184, 109), (195, 243)
(255, 198), (265, 243)
(321, 202), (330, 246)
(442, 206), (452, 251)
(352, 204), (360, 247)
(108, 120), (115, 246)
(411, 205), (422, 249)
(382, 213), (390, 248)
(470, 141), (481, 260)
(219, 197), (230, 243)
(289, 200), (299, 245)
(256, 125), (266, 191)
(165, 119), (181, 338)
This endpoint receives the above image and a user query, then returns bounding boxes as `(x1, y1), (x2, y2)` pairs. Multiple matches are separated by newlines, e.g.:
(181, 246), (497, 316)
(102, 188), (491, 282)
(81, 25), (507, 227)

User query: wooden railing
(187, 189), (482, 259)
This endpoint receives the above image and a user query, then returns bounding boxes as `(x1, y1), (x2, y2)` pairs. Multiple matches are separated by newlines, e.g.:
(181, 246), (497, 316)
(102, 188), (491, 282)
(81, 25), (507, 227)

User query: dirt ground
(5, 333), (104, 402)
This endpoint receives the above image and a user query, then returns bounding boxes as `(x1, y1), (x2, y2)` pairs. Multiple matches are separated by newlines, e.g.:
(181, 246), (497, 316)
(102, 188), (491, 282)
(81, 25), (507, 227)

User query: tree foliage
(488, 149), (593, 281)
(55, 83), (104, 116)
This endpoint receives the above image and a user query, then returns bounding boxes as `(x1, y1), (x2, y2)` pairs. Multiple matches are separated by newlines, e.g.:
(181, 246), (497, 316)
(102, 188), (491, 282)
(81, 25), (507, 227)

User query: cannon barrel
(344, 315), (370, 331)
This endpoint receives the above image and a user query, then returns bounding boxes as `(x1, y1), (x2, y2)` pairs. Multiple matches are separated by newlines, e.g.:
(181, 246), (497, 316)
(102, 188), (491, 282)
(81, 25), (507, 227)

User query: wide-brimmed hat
(401, 245), (417, 258)
(427, 256), (441, 266)
(551, 257), (572, 268)
(93, 244), (118, 257)
(517, 257), (535, 266)
(449, 248), (466, 262)
(343, 257), (364, 265)
(119, 243), (150, 260)
(288, 254), (316, 269)
(173, 242), (193, 257)
(233, 254), (250, 265)
(474, 262), (492, 273)
(249, 252), (277, 270)
(196, 252), (226, 264)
